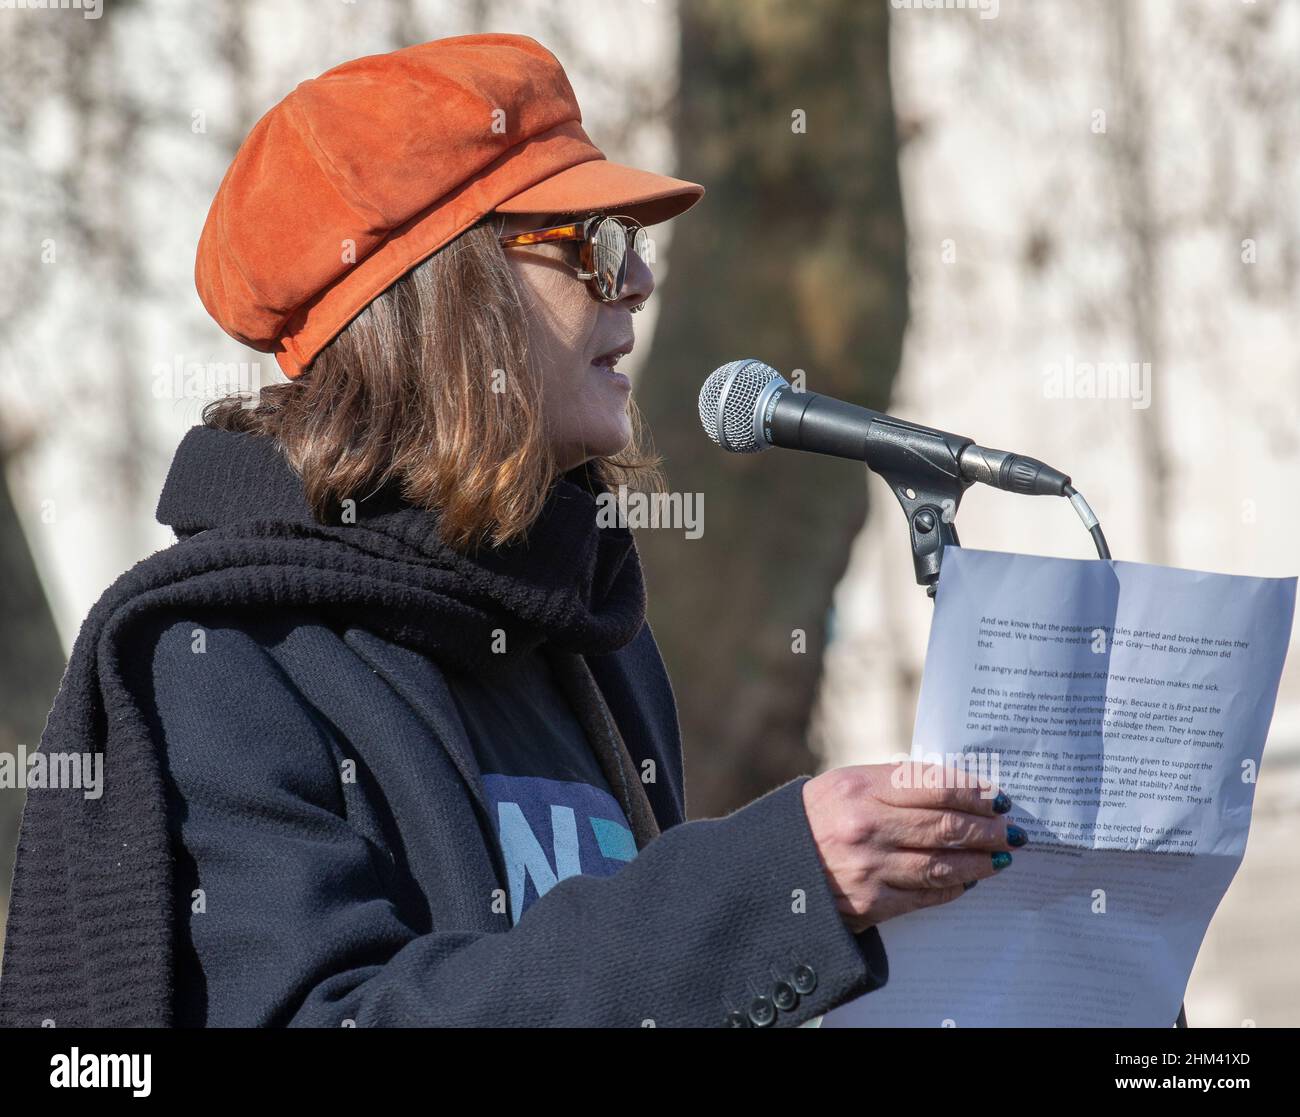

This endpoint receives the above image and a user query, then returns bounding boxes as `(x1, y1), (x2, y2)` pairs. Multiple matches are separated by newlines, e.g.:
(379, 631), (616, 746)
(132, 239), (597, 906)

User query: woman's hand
(802, 763), (1024, 934)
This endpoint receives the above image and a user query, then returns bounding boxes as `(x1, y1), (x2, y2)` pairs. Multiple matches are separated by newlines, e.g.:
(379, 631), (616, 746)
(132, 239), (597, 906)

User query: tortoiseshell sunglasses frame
(498, 214), (649, 303)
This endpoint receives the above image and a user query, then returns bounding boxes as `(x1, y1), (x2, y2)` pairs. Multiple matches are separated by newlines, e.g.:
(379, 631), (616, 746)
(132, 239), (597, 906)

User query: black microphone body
(765, 389), (974, 491)
(702, 359), (1071, 498)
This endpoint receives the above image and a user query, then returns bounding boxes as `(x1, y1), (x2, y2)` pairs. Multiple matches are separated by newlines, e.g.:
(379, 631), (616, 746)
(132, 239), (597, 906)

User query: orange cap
(195, 33), (703, 379)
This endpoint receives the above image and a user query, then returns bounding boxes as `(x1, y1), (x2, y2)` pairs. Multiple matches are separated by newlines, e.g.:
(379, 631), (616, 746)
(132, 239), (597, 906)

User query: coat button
(725, 1010), (750, 1028)
(791, 963), (818, 995)
(772, 978), (799, 1013)
(748, 994), (777, 1028)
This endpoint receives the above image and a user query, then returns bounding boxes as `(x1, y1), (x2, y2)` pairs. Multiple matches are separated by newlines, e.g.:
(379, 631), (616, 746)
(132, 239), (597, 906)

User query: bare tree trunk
(0, 456), (67, 926)
(1109, 0), (1170, 565)
(637, 0), (908, 817)
(0, 8), (87, 941)
(218, 0), (256, 144)
(388, 0), (424, 48)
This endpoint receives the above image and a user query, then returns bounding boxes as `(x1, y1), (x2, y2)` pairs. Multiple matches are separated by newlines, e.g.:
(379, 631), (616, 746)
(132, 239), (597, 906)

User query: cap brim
(495, 157), (704, 227)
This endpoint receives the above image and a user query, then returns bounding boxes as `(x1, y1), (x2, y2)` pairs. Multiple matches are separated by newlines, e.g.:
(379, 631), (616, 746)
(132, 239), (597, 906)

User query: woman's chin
(559, 418), (632, 466)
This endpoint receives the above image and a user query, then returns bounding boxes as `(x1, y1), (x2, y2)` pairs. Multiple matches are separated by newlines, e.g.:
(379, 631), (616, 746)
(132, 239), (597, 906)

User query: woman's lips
(592, 337), (634, 367)
(591, 354), (632, 389)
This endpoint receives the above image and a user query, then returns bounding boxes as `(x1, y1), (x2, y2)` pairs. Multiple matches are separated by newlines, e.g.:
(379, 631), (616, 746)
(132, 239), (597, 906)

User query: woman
(0, 33), (1019, 1029)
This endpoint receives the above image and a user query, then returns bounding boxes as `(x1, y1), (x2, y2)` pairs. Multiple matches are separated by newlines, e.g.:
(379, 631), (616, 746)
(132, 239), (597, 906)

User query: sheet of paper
(823, 547), (1296, 1028)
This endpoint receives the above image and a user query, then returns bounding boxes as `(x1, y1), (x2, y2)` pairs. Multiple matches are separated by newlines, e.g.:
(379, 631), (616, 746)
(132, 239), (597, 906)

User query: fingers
(874, 761), (1010, 817)
(829, 844), (1015, 932)
(881, 847), (1014, 891)
(874, 805), (1027, 852)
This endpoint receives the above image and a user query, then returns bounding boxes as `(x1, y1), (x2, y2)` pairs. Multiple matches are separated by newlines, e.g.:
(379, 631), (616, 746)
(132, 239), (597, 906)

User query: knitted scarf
(0, 425), (657, 1027)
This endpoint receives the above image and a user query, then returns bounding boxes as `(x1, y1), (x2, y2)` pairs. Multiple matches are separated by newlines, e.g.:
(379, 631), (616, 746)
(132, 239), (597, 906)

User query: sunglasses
(498, 214), (651, 303)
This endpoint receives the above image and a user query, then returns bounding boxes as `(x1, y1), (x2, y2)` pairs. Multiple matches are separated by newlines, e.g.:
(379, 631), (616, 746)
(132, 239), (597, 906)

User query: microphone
(699, 358), (1071, 497)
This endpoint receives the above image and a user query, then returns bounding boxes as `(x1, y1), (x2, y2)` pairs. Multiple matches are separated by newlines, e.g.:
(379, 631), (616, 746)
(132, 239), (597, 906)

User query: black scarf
(0, 425), (657, 1027)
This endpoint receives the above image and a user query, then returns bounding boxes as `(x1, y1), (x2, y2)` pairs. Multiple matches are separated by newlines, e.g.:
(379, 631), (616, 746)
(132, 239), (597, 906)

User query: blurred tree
(1107, 0), (1170, 566)
(0, 437), (66, 926)
(637, 0), (908, 817)
(0, 8), (96, 942)
(0, 0), (166, 940)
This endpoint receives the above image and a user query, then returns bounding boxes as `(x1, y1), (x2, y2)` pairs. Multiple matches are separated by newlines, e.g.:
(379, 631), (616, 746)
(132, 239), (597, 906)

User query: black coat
(0, 425), (887, 1027)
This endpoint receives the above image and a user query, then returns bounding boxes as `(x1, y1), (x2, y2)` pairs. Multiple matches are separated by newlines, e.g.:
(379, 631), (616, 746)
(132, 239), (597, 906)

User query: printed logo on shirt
(481, 774), (636, 925)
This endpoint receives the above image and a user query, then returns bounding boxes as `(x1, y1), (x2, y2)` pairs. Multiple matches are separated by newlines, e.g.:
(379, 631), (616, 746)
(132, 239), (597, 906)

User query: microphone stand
(877, 441), (1189, 1030)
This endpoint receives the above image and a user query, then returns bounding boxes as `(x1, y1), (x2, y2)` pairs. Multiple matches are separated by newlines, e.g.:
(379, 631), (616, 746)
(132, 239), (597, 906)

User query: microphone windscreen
(698, 359), (785, 452)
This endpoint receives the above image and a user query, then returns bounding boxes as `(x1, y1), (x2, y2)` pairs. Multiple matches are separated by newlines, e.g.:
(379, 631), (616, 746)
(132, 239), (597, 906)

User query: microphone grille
(698, 359), (786, 453)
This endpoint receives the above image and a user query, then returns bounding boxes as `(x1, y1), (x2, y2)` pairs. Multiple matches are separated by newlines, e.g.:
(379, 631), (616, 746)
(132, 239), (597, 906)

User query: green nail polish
(992, 851), (1013, 871)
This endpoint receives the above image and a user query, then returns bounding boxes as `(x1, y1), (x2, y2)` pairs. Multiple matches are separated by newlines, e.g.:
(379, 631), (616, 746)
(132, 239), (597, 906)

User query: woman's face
(499, 211), (654, 473)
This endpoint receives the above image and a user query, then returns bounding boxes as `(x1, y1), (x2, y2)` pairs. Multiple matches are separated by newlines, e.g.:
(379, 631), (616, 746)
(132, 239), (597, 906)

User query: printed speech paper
(824, 547), (1296, 1028)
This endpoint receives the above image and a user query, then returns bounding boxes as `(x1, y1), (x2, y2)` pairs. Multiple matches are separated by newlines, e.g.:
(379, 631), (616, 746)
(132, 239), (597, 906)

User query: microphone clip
(863, 420), (975, 596)
(882, 467), (970, 598)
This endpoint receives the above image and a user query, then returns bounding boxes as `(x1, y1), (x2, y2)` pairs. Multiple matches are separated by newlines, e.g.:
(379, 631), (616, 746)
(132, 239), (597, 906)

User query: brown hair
(202, 220), (663, 552)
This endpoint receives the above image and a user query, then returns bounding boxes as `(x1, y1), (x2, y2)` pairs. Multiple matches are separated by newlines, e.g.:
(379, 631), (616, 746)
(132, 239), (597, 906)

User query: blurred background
(1, 0), (1297, 1025)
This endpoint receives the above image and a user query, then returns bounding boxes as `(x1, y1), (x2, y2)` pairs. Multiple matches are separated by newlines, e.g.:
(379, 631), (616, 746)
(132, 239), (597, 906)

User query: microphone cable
(1062, 484), (1111, 560)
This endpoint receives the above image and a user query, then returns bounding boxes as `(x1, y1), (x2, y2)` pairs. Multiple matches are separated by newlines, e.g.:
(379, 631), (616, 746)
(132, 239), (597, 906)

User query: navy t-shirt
(442, 649), (637, 925)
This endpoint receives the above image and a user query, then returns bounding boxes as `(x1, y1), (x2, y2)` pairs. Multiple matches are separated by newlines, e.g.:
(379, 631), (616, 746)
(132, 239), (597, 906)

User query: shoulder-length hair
(201, 219), (663, 552)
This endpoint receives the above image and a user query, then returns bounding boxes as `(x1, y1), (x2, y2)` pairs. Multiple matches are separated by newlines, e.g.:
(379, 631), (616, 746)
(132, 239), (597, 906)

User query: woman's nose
(618, 250), (654, 308)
